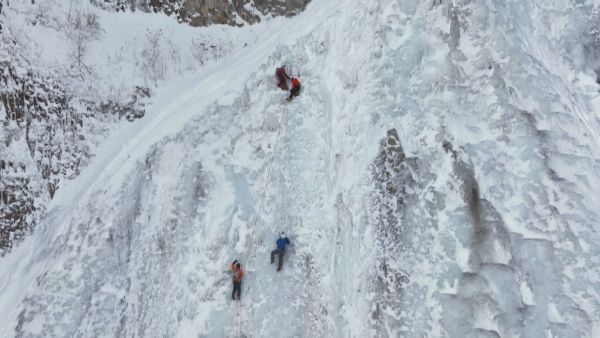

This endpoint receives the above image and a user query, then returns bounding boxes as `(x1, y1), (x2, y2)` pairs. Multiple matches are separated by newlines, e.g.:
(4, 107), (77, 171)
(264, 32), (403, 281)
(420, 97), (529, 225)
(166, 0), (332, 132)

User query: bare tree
(140, 29), (167, 87)
(64, 3), (101, 79)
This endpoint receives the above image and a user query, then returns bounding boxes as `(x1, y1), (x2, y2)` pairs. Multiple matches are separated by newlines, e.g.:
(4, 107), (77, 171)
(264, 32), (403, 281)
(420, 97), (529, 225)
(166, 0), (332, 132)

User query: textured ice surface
(1, 0), (600, 337)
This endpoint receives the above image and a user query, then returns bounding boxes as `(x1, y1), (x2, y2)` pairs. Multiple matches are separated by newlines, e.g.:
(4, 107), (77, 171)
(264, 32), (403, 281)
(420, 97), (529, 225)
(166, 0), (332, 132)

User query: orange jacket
(291, 77), (300, 88)
(231, 263), (244, 282)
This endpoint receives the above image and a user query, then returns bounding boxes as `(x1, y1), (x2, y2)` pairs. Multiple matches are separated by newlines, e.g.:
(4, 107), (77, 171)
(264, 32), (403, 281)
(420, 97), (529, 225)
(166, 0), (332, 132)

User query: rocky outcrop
(91, 0), (310, 27)
(371, 128), (413, 336)
(0, 33), (149, 255)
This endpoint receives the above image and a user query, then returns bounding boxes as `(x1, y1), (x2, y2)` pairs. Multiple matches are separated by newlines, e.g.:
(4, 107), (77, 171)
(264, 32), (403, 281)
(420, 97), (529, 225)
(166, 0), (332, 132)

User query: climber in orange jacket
(231, 259), (244, 300)
(287, 77), (301, 101)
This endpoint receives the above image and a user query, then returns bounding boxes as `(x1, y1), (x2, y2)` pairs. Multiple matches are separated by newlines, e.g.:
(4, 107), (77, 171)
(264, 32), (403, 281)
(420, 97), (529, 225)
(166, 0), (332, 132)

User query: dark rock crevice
(442, 141), (527, 337)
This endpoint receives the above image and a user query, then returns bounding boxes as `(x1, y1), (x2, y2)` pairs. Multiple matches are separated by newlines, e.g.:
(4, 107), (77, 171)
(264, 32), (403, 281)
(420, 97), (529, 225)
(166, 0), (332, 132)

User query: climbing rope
(235, 105), (287, 337)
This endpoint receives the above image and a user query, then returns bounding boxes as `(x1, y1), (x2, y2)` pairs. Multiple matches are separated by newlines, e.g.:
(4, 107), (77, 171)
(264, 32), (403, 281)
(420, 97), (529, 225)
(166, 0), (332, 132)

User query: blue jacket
(276, 238), (290, 250)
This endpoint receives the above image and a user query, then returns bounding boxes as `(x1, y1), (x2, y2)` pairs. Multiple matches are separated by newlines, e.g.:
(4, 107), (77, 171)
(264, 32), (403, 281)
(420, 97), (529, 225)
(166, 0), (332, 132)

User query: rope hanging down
(235, 106), (287, 337)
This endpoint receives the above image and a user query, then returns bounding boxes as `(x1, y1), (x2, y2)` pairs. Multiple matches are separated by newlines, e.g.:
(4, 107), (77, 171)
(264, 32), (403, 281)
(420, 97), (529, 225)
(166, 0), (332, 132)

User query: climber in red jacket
(230, 259), (244, 300)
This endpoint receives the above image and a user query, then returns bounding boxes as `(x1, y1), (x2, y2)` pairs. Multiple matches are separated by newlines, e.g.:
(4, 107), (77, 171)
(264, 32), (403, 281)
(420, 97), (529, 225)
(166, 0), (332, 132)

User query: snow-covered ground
(1, 0), (600, 337)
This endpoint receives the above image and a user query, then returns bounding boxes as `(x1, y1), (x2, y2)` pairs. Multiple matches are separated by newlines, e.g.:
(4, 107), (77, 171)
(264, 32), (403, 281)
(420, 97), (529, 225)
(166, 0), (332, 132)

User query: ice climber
(270, 232), (291, 271)
(231, 259), (244, 300)
(275, 65), (290, 90)
(287, 77), (301, 101)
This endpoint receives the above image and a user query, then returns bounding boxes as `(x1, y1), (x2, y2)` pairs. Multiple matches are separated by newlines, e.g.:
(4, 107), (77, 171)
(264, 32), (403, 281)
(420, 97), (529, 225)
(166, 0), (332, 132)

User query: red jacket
(291, 77), (300, 88)
(231, 263), (244, 282)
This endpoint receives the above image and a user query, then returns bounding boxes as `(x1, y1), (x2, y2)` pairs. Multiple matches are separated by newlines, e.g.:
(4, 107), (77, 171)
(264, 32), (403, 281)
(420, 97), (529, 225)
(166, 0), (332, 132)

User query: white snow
(1, 0), (600, 337)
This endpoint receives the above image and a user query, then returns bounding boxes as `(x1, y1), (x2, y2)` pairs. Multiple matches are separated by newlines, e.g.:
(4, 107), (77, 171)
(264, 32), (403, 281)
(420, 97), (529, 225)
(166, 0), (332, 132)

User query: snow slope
(2, 0), (600, 337)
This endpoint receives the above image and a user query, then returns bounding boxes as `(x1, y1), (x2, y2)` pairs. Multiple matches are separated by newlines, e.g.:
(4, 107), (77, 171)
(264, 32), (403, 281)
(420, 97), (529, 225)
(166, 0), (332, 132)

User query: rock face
(91, 0), (311, 26)
(371, 129), (414, 336)
(0, 28), (149, 255)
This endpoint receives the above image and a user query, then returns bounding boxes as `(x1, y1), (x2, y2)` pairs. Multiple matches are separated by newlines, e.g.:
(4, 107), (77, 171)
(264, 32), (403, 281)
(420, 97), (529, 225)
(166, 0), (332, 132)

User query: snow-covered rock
(1, 0), (599, 337)
(90, 0), (310, 27)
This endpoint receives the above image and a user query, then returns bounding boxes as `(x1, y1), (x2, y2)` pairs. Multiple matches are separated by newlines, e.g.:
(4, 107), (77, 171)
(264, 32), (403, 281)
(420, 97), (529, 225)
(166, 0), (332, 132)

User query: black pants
(232, 281), (241, 300)
(271, 248), (285, 270)
(288, 85), (301, 100)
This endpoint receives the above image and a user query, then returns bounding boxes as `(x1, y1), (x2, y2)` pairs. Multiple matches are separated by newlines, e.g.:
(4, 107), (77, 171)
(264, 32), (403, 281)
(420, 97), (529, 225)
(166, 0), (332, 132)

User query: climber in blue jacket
(270, 232), (291, 271)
